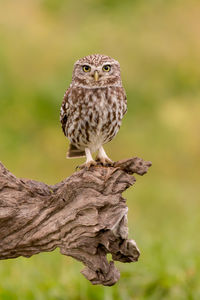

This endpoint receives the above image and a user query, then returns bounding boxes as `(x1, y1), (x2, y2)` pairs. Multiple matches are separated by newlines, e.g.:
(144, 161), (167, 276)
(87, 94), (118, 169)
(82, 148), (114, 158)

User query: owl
(60, 54), (127, 169)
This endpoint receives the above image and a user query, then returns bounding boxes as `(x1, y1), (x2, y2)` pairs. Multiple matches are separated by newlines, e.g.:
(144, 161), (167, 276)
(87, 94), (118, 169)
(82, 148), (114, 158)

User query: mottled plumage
(60, 54), (127, 168)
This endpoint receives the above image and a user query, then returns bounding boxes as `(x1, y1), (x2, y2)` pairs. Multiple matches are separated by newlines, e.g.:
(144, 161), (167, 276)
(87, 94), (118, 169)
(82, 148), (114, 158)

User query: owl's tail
(66, 143), (85, 158)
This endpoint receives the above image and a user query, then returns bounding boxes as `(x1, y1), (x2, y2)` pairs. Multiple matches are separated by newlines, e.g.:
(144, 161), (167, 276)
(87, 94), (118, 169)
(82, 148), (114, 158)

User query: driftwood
(0, 157), (151, 286)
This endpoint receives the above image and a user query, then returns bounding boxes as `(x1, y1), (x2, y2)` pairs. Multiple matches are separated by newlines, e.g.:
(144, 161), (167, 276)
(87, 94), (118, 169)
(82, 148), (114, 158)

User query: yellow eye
(102, 64), (111, 72)
(82, 65), (91, 72)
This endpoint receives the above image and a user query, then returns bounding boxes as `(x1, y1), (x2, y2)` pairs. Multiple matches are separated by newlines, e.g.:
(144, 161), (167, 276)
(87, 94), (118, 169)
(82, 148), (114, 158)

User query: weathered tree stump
(0, 157), (151, 286)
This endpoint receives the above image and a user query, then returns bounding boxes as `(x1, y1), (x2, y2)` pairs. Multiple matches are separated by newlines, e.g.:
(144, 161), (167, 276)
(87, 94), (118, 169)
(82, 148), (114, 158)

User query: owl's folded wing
(60, 88), (71, 135)
(122, 88), (127, 116)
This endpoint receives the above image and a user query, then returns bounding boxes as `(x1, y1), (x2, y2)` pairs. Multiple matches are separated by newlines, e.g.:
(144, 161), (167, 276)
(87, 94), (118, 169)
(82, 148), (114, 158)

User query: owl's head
(72, 54), (122, 88)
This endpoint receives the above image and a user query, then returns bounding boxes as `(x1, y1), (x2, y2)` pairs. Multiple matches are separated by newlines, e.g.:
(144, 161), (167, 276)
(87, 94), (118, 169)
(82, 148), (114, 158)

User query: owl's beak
(94, 70), (99, 81)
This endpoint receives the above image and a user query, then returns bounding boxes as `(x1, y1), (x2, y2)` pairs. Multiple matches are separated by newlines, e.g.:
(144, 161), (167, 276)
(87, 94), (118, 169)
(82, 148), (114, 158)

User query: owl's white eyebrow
(74, 63), (90, 67)
(102, 62), (115, 65)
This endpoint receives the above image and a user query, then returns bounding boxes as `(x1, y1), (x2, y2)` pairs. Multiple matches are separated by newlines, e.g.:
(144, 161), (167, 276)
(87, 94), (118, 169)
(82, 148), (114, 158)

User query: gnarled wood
(0, 157), (151, 286)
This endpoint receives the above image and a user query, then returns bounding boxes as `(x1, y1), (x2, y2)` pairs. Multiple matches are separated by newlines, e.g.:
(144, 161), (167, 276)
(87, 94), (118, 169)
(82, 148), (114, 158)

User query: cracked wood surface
(0, 157), (151, 286)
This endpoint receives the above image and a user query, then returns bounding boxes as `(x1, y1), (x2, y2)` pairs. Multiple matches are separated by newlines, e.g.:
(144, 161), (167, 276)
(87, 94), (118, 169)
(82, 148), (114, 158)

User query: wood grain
(0, 157), (151, 286)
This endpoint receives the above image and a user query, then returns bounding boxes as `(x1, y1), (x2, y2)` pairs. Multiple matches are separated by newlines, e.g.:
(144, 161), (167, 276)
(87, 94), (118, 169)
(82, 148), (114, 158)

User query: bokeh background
(0, 0), (200, 299)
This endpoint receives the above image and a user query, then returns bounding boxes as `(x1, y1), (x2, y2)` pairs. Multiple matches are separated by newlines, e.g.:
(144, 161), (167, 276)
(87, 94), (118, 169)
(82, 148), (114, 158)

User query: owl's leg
(96, 146), (113, 166)
(78, 148), (97, 170)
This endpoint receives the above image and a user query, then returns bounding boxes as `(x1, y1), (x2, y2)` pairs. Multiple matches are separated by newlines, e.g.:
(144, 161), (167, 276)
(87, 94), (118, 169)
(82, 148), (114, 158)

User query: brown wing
(123, 93), (127, 116)
(120, 87), (127, 116)
(60, 88), (71, 135)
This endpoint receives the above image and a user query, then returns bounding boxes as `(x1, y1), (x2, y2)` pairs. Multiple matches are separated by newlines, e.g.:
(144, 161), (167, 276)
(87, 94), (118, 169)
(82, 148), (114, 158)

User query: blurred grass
(0, 0), (200, 299)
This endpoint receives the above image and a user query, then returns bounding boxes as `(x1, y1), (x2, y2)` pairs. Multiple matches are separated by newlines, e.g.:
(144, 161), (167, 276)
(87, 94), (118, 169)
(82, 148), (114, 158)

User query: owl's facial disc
(72, 56), (122, 88)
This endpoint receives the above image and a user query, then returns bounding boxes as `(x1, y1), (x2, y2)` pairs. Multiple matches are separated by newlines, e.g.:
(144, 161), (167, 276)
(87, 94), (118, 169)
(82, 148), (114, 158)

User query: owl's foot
(76, 148), (97, 170)
(77, 160), (97, 170)
(96, 156), (113, 166)
(96, 146), (113, 166)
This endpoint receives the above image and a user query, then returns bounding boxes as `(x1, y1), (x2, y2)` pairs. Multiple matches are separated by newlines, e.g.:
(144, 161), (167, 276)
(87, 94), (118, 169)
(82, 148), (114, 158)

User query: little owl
(60, 54), (127, 168)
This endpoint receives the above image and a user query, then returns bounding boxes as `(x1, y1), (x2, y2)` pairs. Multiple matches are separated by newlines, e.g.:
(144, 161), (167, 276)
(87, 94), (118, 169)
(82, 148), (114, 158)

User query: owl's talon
(77, 160), (97, 170)
(96, 157), (113, 166)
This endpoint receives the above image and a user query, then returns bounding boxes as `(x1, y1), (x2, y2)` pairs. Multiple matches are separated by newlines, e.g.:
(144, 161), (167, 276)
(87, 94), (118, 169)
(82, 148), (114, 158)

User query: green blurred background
(0, 0), (200, 299)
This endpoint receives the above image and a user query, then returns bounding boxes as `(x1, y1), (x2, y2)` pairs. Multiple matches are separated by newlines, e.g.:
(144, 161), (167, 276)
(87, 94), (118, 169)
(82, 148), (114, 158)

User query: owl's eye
(82, 65), (91, 72)
(102, 65), (111, 72)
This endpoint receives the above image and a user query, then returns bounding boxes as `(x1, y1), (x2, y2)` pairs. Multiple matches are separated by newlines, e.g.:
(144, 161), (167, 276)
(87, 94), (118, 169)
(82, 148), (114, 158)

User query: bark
(0, 157), (151, 286)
